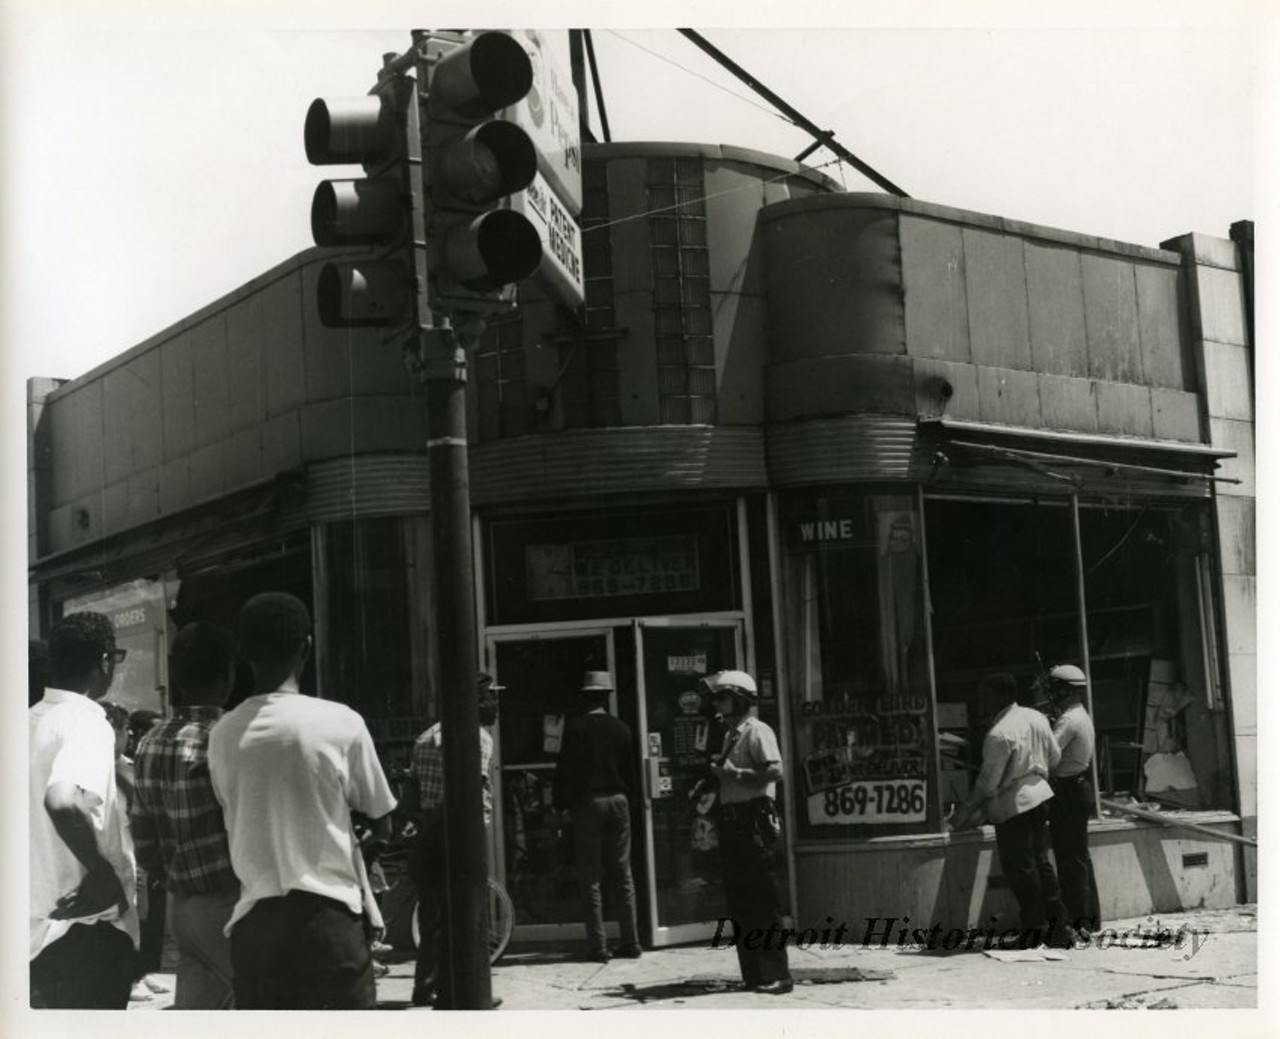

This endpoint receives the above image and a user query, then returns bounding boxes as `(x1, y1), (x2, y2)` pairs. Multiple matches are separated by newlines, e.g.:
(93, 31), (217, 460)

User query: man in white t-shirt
(29, 611), (140, 1008)
(209, 592), (397, 1009)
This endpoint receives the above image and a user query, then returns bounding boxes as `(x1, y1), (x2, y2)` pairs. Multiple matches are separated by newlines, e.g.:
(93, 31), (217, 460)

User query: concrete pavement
(128, 903), (1257, 1011)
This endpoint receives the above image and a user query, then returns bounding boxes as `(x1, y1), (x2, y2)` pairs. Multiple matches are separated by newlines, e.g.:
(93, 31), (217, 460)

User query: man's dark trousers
(30, 921), (137, 1008)
(572, 793), (639, 955)
(1050, 773), (1101, 931)
(718, 805), (790, 987)
(994, 802), (1069, 941)
(229, 891), (375, 1009)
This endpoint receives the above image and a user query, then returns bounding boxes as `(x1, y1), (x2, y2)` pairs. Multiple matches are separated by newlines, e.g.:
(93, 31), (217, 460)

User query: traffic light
(422, 31), (543, 310)
(305, 76), (418, 328)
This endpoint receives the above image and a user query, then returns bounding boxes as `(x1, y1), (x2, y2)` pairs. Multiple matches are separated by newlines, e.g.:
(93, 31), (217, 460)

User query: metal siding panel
(976, 366), (1041, 428)
(763, 207), (905, 362)
(715, 291), (767, 425)
(72, 383), (105, 503)
(192, 315), (231, 448)
(1081, 253), (1143, 383)
(261, 272), (307, 417)
(962, 228), (1031, 371)
(126, 468), (160, 528)
(130, 351), (163, 474)
(766, 414), (920, 486)
(615, 291), (660, 425)
(161, 333), (196, 461)
(101, 367), (134, 487)
(306, 454), (431, 520)
(1025, 242), (1089, 377)
(225, 289), (266, 433)
(1038, 373), (1100, 434)
(1135, 264), (1188, 389)
(901, 216), (971, 363)
(470, 427), (766, 506)
(913, 359), (980, 423)
(704, 163), (767, 297)
(1093, 381), (1154, 438)
(766, 355), (915, 422)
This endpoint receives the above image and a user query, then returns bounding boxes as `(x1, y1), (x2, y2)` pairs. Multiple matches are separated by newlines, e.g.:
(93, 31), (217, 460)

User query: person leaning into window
(704, 669), (793, 995)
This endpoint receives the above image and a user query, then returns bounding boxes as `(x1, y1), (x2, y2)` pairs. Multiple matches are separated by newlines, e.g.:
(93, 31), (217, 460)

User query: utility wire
(603, 29), (797, 126)
(579, 157), (843, 235)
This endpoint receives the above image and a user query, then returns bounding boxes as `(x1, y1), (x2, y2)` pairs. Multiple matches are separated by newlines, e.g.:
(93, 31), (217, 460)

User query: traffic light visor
(431, 32), (534, 117)
(305, 96), (397, 166)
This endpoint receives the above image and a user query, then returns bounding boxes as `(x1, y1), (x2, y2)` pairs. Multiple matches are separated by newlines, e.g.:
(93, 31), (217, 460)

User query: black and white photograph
(4, 0), (1270, 1034)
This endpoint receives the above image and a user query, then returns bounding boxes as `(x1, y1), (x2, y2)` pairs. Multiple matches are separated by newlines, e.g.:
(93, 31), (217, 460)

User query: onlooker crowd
(30, 599), (1099, 1009)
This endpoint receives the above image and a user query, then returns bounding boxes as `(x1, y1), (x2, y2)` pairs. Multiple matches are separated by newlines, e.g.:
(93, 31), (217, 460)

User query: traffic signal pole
(419, 322), (492, 1010)
(308, 32), (579, 1007)
(407, 36), (492, 1009)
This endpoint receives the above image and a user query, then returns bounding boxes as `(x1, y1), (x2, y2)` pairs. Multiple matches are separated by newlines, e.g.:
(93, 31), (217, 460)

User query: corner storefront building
(28, 142), (1255, 948)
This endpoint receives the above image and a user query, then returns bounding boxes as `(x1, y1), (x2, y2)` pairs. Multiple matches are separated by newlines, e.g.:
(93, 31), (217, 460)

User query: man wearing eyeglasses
(29, 612), (139, 1008)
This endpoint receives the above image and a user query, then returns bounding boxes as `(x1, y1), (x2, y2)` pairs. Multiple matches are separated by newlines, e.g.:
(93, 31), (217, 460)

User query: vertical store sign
(504, 30), (585, 310)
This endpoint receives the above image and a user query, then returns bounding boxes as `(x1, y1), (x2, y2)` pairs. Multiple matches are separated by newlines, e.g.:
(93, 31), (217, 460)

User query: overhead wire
(580, 157), (844, 236)
(603, 29), (799, 127)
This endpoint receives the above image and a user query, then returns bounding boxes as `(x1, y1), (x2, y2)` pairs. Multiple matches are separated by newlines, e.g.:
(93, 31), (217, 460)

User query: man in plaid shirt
(408, 673), (499, 1007)
(131, 623), (240, 1009)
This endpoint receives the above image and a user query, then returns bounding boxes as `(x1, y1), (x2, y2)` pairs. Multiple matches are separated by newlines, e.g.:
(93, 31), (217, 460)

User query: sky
(0, 0), (1271, 387)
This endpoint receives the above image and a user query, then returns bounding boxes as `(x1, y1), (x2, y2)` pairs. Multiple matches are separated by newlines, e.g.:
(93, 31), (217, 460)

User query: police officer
(1045, 664), (1101, 934)
(704, 670), (793, 995)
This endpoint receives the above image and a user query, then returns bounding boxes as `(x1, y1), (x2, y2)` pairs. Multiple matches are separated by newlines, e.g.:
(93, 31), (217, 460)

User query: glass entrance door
(489, 630), (613, 941)
(635, 619), (741, 946)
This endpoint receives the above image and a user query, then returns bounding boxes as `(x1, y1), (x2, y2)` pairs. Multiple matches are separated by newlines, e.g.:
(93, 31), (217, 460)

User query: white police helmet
(1048, 663), (1088, 687)
(699, 669), (758, 701)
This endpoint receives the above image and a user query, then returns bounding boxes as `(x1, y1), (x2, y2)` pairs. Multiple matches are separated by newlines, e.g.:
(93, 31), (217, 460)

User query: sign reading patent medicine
(511, 172), (584, 309)
(504, 30), (584, 310)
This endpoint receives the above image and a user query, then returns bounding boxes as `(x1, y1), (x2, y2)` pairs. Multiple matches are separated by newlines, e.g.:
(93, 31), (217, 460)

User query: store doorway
(634, 618), (742, 947)
(489, 629), (615, 942)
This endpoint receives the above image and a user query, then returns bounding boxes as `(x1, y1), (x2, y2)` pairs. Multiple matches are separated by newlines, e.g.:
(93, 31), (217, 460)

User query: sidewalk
(129, 904), (1256, 1011)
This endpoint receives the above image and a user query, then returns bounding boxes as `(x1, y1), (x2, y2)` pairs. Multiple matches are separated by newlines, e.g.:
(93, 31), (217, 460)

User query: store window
(1078, 505), (1231, 810)
(781, 493), (938, 839)
(926, 499), (1077, 815)
(925, 497), (1230, 812)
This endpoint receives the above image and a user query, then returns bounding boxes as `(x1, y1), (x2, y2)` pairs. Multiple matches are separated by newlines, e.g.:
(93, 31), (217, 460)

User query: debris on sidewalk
(983, 948), (1069, 962)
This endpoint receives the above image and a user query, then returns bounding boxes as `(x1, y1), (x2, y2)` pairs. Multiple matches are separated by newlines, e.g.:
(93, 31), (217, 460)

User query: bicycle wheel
(488, 878), (514, 965)
(409, 881), (513, 964)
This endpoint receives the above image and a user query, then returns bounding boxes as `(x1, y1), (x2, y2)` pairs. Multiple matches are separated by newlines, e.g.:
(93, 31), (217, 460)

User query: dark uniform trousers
(994, 802), (1070, 938)
(1049, 772), (1101, 932)
(718, 801), (791, 987)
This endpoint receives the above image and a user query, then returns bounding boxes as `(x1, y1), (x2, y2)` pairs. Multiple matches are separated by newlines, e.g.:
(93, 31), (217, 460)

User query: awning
(919, 418), (1238, 487)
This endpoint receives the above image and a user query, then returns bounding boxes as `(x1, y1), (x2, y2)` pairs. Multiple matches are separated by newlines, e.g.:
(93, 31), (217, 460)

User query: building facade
(28, 142), (1255, 945)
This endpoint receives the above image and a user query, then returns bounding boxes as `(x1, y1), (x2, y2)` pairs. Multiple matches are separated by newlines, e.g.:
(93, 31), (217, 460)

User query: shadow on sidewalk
(603, 966), (894, 1004)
